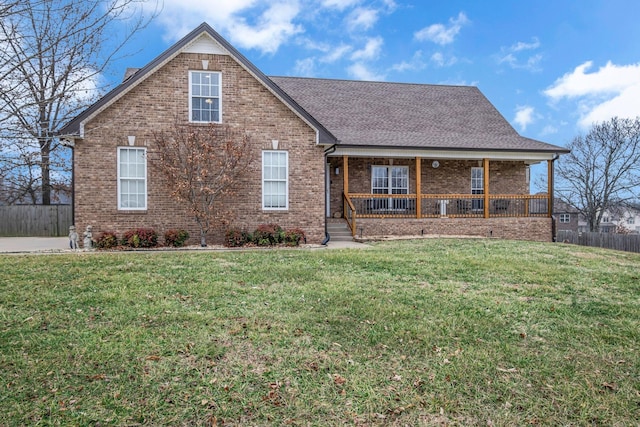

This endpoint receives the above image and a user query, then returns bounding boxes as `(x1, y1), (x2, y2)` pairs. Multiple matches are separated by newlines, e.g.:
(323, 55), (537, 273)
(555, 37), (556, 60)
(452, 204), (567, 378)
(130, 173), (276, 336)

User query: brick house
(59, 23), (568, 245)
(554, 199), (580, 234)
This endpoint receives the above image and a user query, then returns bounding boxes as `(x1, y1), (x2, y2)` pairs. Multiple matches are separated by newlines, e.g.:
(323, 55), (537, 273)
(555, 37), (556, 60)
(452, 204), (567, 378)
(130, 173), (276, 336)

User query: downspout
(550, 153), (559, 242)
(322, 144), (337, 245)
(71, 144), (75, 227)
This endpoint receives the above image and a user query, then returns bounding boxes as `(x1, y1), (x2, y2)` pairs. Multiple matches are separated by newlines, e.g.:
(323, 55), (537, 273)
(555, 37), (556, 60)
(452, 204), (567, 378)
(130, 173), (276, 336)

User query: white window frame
(627, 216), (635, 225)
(371, 166), (409, 210)
(117, 147), (147, 210)
(559, 213), (570, 223)
(189, 71), (221, 123)
(471, 167), (484, 211)
(262, 150), (288, 210)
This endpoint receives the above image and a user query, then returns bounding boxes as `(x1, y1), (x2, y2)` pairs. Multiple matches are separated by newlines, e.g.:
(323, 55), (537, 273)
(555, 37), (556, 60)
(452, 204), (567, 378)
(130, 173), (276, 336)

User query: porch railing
(343, 192), (357, 235)
(345, 193), (549, 222)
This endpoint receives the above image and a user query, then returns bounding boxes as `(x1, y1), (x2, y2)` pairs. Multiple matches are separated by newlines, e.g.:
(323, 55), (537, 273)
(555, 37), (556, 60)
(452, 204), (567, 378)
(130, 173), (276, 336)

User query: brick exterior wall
(74, 52), (326, 245)
(353, 217), (553, 242)
(555, 213), (579, 233)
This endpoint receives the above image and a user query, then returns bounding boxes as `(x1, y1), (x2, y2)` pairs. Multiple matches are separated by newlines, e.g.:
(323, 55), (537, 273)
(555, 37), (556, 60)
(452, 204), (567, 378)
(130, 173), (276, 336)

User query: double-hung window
(117, 147), (147, 210)
(190, 71), (221, 123)
(371, 166), (409, 210)
(471, 167), (484, 211)
(263, 151), (288, 210)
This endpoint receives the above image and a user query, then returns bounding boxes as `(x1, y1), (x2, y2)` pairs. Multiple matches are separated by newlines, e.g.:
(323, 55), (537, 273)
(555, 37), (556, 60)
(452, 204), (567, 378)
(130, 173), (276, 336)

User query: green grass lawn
(1, 239), (638, 426)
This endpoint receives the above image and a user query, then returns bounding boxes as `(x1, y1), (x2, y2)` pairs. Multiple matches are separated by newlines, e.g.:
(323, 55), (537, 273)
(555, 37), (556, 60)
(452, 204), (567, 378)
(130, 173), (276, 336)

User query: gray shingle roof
(270, 76), (566, 153)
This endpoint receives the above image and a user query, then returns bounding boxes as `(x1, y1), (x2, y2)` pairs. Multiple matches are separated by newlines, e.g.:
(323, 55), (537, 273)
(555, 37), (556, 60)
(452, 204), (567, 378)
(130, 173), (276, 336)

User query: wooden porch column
(343, 155), (349, 195)
(483, 158), (490, 218)
(547, 159), (553, 218)
(415, 157), (422, 218)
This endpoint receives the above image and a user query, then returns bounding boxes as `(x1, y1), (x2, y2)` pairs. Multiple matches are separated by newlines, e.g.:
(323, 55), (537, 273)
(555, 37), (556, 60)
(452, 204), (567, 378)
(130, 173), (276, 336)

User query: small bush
(122, 228), (158, 248)
(284, 228), (306, 246)
(164, 229), (190, 247)
(253, 223), (284, 246)
(95, 231), (119, 249)
(225, 228), (250, 247)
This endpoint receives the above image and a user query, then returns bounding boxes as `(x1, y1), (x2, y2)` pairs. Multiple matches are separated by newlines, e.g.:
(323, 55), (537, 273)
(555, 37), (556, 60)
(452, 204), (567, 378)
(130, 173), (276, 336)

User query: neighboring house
(554, 199), (580, 233)
(598, 205), (640, 234)
(58, 23), (568, 245)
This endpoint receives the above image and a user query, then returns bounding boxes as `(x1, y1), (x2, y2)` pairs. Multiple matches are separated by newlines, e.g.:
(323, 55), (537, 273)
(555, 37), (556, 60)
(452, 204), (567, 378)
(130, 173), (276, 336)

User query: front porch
(329, 155), (555, 242)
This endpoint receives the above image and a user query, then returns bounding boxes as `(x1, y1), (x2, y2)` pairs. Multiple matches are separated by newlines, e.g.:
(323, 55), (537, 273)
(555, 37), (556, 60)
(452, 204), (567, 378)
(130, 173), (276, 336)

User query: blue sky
(111, 0), (640, 158)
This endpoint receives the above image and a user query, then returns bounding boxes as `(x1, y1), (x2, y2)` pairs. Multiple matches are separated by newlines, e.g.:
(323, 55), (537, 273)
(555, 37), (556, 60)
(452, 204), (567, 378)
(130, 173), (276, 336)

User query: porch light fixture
(335, 167), (340, 175)
(127, 135), (135, 146)
(432, 160), (439, 168)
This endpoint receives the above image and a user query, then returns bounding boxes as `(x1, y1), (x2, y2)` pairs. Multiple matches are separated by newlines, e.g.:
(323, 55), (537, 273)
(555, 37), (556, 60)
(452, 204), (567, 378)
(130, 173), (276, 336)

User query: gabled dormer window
(189, 71), (221, 123)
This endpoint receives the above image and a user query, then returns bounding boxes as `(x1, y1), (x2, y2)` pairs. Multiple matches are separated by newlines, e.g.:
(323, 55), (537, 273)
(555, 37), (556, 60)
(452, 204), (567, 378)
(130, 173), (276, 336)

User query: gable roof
(58, 23), (336, 145)
(270, 76), (567, 153)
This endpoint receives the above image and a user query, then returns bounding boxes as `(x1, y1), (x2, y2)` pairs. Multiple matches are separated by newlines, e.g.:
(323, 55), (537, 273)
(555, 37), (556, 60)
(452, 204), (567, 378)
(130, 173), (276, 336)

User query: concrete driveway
(0, 237), (71, 253)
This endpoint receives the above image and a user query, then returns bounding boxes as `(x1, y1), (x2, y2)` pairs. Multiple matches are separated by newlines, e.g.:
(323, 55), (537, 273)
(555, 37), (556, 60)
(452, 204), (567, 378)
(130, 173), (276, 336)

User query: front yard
(0, 239), (638, 425)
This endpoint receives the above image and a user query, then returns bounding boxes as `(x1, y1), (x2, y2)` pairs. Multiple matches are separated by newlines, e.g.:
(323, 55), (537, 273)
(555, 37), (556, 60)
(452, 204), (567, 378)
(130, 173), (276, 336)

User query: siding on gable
(74, 52), (326, 245)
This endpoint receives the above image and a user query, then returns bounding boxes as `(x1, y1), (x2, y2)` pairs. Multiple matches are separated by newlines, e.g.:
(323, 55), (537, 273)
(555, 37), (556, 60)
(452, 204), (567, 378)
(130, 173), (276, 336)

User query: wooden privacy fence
(0, 205), (72, 237)
(557, 230), (640, 253)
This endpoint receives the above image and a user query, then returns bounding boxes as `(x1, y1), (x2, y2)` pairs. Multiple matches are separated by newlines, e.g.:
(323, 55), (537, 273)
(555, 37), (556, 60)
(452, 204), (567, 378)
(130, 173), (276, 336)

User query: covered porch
(328, 153), (555, 240)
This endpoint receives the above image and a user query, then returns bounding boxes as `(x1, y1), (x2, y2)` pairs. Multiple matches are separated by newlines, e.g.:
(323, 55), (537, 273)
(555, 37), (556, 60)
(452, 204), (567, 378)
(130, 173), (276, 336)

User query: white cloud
(347, 62), (385, 81)
(540, 125), (558, 136)
(496, 37), (542, 72)
(381, 0), (397, 10)
(392, 50), (426, 72)
(346, 7), (379, 31)
(511, 38), (540, 52)
(514, 105), (535, 131)
(293, 57), (316, 76)
(146, 0), (303, 54)
(414, 12), (469, 45)
(321, 44), (352, 63)
(430, 51), (457, 67)
(350, 37), (383, 61)
(544, 61), (640, 128)
(321, 0), (361, 10)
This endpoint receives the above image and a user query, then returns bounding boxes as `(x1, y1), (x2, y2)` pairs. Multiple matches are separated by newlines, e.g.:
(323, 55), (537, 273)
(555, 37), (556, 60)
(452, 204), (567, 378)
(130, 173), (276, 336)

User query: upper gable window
(189, 71), (221, 123)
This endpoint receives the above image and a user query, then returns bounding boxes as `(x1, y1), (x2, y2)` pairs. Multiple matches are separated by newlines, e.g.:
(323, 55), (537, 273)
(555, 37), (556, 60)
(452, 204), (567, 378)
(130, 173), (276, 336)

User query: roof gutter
(322, 144), (337, 245)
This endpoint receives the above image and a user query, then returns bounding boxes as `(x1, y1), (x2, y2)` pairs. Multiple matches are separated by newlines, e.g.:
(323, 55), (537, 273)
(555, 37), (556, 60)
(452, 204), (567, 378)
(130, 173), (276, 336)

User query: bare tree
(151, 123), (253, 247)
(0, 0), (157, 204)
(556, 117), (640, 232)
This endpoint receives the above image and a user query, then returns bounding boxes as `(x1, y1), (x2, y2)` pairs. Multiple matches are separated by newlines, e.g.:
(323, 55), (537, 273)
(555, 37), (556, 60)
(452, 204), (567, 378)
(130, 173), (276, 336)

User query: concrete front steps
(327, 219), (354, 242)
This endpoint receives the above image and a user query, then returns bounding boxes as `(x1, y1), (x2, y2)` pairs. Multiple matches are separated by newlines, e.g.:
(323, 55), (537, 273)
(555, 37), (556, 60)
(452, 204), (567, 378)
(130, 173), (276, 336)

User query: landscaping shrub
(164, 229), (190, 247)
(253, 223), (284, 246)
(95, 231), (118, 249)
(284, 228), (306, 246)
(224, 228), (250, 247)
(121, 228), (158, 248)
